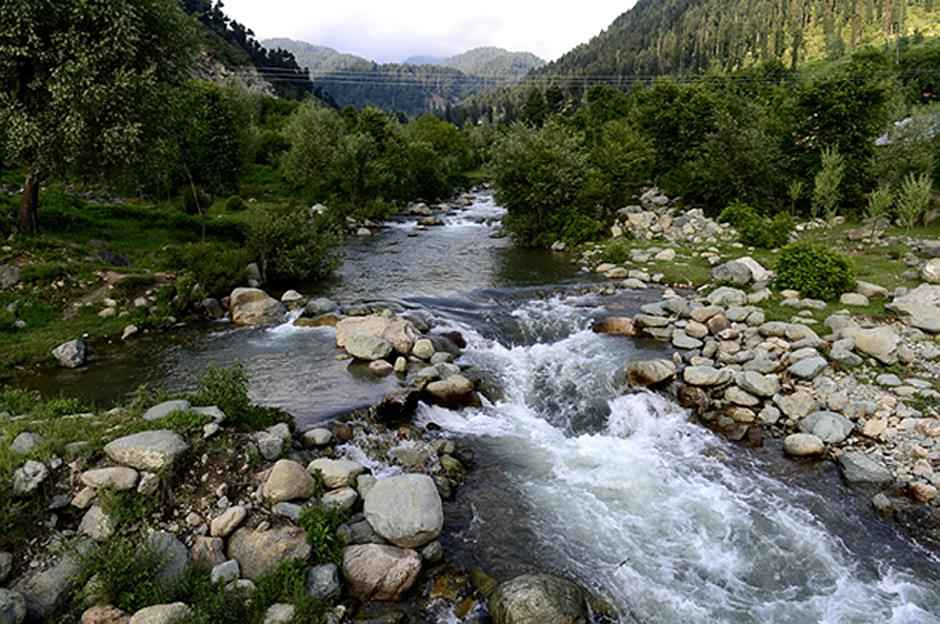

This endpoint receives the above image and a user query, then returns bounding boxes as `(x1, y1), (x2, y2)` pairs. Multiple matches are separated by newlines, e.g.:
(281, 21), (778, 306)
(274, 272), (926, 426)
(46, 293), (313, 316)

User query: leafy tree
(896, 172), (934, 229)
(281, 104), (347, 198)
(522, 88), (548, 127)
(488, 120), (592, 247)
(813, 147), (847, 220)
(0, 0), (195, 231)
(589, 120), (656, 206)
(247, 205), (340, 284)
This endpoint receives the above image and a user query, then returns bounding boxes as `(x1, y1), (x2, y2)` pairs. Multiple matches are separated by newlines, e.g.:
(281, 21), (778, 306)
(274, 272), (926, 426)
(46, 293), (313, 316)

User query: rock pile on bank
(607, 188), (736, 245)
(619, 280), (940, 527)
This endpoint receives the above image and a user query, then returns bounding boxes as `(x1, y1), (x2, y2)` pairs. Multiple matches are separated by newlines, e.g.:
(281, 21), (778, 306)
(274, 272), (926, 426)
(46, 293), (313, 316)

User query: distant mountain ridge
(262, 38), (544, 116)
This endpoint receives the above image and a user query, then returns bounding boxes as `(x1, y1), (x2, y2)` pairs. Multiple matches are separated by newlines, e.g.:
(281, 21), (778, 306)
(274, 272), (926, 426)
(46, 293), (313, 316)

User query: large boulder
(0, 589), (26, 624)
(13, 549), (85, 620)
(625, 359), (676, 387)
(735, 372), (779, 398)
(341, 545), (422, 601)
(128, 603), (191, 624)
(711, 257), (772, 286)
(142, 400), (191, 422)
(230, 288), (285, 326)
(425, 375), (476, 407)
(81, 467), (139, 491)
(839, 452), (893, 485)
(364, 474), (443, 549)
(104, 431), (189, 471)
(488, 574), (588, 624)
(227, 526), (311, 580)
(784, 434), (825, 457)
(307, 458), (365, 489)
(799, 412), (854, 444)
(52, 339), (86, 369)
(888, 285), (940, 334)
(145, 532), (190, 586)
(345, 335), (394, 361)
(263, 460), (316, 503)
(842, 327), (899, 365)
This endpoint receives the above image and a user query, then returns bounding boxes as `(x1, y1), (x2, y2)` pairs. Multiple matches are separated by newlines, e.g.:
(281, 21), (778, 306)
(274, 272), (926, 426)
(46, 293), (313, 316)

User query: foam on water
(421, 298), (940, 624)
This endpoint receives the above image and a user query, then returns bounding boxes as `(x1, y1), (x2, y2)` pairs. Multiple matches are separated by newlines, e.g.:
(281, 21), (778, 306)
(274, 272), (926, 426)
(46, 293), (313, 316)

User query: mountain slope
(430, 47), (545, 78)
(263, 38), (372, 76)
(540, 0), (940, 78)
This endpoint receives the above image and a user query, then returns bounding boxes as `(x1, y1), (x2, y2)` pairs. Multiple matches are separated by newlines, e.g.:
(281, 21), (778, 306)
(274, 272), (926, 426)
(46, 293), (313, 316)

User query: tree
(522, 88), (548, 127)
(0, 0), (195, 232)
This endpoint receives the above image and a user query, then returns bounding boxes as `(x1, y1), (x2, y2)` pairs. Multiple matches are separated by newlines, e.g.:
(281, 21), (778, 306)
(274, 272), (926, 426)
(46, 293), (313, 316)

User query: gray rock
(305, 298), (338, 317)
(303, 428), (333, 448)
(230, 288), (285, 326)
(263, 460), (316, 503)
(341, 544), (422, 602)
(191, 537), (226, 570)
(104, 430), (189, 471)
(800, 412), (854, 444)
(488, 574), (587, 624)
(306, 564), (341, 601)
(426, 375), (476, 407)
(227, 526), (311, 580)
(843, 327), (899, 364)
(877, 374), (902, 387)
(839, 452), (894, 485)
(338, 519), (385, 545)
(364, 474), (443, 549)
(322, 487), (358, 512)
(672, 330), (703, 350)
(735, 372), (779, 398)
(784, 434), (825, 457)
(308, 458), (365, 489)
(143, 400), (191, 422)
(683, 366), (732, 387)
(711, 257), (771, 287)
(707, 287), (747, 307)
(773, 392), (817, 420)
(0, 589), (25, 624)
(888, 285), (940, 333)
(787, 357), (828, 380)
(10, 432), (42, 455)
(624, 359), (676, 387)
(81, 467), (139, 491)
(210, 506), (247, 538)
(79, 505), (115, 542)
(345, 334), (394, 361)
(840, 293), (869, 307)
(263, 604), (295, 624)
(12, 460), (48, 496)
(52, 339), (86, 368)
(725, 387), (760, 407)
(211, 560), (240, 585)
(0, 265), (21, 290)
(128, 603), (192, 624)
(412, 339), (435, 360)
(13, 549), (85, 619)
(146, 532), (190, 586)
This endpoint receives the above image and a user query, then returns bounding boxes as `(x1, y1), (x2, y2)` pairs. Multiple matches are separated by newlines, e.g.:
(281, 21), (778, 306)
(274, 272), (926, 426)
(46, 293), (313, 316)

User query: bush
(247, 205), (340, 284)
(718, 201), (759, 228)
(740, 212), (793, 249)
(191, 365), (290, 431)
(775, 243), (855, 301)
(182, 187), (213, 216)
(164, 242), (249, 300)
(73, 539), (171, 614)
(600, 239), (632, 264)
(812, 147), (846, 220)
(224, 196), (246, 212)
(298, 504), (350, 566)
(896, 172), (934, 229)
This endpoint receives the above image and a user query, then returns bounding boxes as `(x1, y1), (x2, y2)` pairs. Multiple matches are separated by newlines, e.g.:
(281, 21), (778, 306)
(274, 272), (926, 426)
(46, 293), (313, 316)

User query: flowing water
(28, 192), (940, 622)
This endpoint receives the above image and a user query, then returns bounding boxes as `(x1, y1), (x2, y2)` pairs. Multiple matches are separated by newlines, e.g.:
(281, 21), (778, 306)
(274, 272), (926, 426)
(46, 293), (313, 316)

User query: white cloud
(220, 0), (633, 62)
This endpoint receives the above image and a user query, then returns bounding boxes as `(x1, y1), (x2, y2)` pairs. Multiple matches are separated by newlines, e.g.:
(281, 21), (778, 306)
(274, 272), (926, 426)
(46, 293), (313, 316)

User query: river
(28, 192), (940, 623)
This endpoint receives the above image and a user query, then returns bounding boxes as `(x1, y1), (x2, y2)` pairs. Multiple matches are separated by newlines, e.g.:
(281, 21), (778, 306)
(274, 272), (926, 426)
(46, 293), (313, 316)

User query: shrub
(812, 147), (846, 220)
(600, 239), (632, 265)
(775, 243), (855, 301)
(718, 201), (759, 228)
(73, 539), (171, 614)
(896, 172), (934, 229)
(247, 205), (340, 284)
(252, 560), (328, 621)
(191, 365), (290, 431)
(298, 504), (350, 566)
(224, 196), (246, 212)
(164, 242), (249, 300)
(182, 187), (213, 216)
(740, 213), (793, 249)
(559, 212), (605, 245)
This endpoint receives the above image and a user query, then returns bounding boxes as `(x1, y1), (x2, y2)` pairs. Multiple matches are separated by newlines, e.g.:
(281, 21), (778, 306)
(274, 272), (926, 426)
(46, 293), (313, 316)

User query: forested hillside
(426, 47), (546, 78)
(540, 0), (940, 78)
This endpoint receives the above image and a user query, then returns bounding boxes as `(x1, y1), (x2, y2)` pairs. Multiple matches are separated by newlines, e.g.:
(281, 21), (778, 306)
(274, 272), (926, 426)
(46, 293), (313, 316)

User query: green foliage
(589, 120), (656, 206)
(98, 488), (159, 529)
(175, 569), (252, 624)
(718, 201), (759, 228)
(225, 196), (247, 213)
(813, 147), (846, 220)
(600, 240), (632, 264)
(183, 187), (214, 216)
(489, 120), (592, 247)
(252, 560), (328, 623)
(165, 242), (249, 300)
(865, 185), (894, 226)
(870, 108), (938, 190)
(896, 172), (935, 229)
(74, 539), (171, 614)
(299, 504), (350, 566)
(247, 205), (340, 284)
(740, 213), (794, 249)
(775, 244), (856, 301)
(191, 365), (290, 431)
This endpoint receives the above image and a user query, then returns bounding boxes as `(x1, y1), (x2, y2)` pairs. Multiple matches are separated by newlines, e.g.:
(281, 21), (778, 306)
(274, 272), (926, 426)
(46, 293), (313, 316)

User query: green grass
(298, 503), (350, 566)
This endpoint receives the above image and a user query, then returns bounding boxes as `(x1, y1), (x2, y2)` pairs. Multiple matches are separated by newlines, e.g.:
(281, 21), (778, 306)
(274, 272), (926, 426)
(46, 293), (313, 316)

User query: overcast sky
(221, 0), (634, 63)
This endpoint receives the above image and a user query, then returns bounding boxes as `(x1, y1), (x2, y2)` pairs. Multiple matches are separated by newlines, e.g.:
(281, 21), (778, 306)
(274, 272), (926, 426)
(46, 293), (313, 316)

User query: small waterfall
(422, 297), (940, 624)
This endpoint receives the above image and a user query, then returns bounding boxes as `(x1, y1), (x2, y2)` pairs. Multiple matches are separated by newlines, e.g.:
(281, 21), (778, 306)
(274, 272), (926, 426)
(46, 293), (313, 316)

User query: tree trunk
(18, 173), (39, 234)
